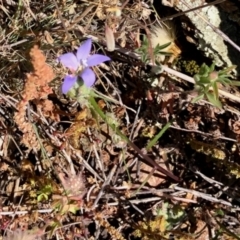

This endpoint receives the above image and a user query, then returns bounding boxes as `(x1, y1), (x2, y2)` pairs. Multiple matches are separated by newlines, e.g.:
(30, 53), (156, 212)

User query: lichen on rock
(176, 0), (233, 68)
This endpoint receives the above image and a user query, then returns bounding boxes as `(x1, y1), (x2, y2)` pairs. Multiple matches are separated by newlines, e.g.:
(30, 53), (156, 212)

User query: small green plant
(193, 63), (240, 108)
(58, 37), (179, 181)
(155, 202), (185, 231)
(51, 172), (86, 215)
(178, 59), (200, 75)
(136, 35), (172, 64)
(37, 184), (53, 202)
(133, 202), (186, 240)
(29, 176), (57, 203)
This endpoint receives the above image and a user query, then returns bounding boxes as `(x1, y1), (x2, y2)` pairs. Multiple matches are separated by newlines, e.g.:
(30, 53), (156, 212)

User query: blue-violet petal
(62, 75), (78, 94)
(87, 54), (111, 67)
(58, 53), (79, 71)
(76, 38), (92, 62)
(80, 68), (96, 87)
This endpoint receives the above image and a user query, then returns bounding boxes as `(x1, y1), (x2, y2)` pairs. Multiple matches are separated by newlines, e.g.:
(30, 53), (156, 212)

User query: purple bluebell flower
(58, 38), (111, 94)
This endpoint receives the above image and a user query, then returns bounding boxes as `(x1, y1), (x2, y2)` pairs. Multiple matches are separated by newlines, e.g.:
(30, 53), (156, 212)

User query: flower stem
(88, 95), (180, 182)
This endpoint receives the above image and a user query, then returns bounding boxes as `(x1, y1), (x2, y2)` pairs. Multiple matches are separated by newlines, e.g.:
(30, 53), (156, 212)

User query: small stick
(159, 0), (226, 22)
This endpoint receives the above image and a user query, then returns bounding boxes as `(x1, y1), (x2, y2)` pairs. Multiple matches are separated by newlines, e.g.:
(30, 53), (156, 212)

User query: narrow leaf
(198, 76), (211, 84)
(230, 80), (240, 86)
(219, 78), (231, 85)
(205, 91), (222, 108)
(146, 121), (172, 150)
(198, 63), (209, 77)
(212, 82), (219, 99)
(192, 94), (204, 103)
(209, 62), (215, 72)
(158, 51), (172, 56)
(155, 42), (172, 51)
(193, 74), (200, 83)
(219, 65), (236, 75)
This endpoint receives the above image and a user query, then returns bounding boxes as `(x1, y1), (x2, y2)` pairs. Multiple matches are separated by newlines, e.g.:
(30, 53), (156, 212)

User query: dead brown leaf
(131, 159), (169, 187)
(194, 220), (209, 240)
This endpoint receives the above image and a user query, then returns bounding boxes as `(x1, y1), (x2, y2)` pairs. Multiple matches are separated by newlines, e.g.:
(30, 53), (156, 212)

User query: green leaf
(37, 193), (48, 202)
(198, 76), (211, 84)
(202, 84), (210, 93)
(219, 65), (236, 75)
(193, 74), (200, 83)
(229, 80), (240, 86)
(218, 77), (231, 85)
(212, 82), (219, 99)
(205, 91), (222, 108)
(158, 51), (172, 56)
(154, 42), (172, 51)
(68, 204), (80, 214)
(219, 73), (231, 78)
(142, 54), (148, 63)
(146, 121), (172, 150)
(49, 220), (62, 237)
(198, 63), (210, 77)
(209, 62), (216, 72)
(192, 93), (204, 103)
(194, 84), (203, 92)
(215, 209), (225, 217)
(37, 194), (43, 202)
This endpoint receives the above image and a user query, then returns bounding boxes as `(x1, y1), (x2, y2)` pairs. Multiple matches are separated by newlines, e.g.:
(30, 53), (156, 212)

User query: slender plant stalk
(89, 95), (180, 182)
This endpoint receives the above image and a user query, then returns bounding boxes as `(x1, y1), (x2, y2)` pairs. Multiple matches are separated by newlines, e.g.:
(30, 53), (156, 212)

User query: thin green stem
(88, 95), (180, 182)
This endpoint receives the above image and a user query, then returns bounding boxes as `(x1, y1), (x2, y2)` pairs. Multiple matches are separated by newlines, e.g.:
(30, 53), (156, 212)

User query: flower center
(76, 58), (89, 74)
(80, 59), (88, 68)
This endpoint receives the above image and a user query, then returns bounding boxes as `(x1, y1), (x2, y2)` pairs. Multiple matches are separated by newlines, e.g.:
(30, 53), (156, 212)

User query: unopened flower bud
(209, 71), (218, 81)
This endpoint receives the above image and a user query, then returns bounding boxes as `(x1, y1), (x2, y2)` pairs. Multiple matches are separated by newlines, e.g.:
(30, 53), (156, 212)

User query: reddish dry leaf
(181, 182), (197, 208)
(194, 220), (209, 240)
(131, 160), (168, 187)
(230, 120), (240, 134)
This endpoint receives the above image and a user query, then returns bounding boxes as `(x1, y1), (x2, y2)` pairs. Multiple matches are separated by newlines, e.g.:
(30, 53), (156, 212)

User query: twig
(90, 129), (107, 180)
(0, 209), (53, 216)
(94, 89), (136, 113)
(195, 170), (223, 186)
(61, 150), (76, 175)
(92, 165), (117, 209)
(86, 184), (97, 202)
(173, 185), (232, 206)
(169, 125), (236, 142)
(75, 152), (103, 181)
(52, 0), (71, 41)
(159, 0), (226, 22)
(0, 39), (28, 50)
(129, 101), (142, 141)
(106, 197), (162, 205)
(129, 203), (144, 215)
